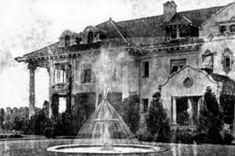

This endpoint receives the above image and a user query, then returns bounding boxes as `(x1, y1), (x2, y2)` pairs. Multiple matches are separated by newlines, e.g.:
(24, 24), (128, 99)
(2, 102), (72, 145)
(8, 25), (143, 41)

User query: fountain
(47, 48), (167, 155)
(47, 98), (167, 155)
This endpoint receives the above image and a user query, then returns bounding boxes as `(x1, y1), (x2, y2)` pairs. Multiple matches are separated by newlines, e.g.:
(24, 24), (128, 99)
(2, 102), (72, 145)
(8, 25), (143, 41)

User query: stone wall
(139, 51), (199, 106)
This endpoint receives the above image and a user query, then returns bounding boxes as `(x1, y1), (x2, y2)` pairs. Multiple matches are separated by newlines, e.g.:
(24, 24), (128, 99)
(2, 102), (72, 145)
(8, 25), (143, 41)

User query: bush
(220, 123), (233, 144)
(44, 127), (55, 138)
(174, 128), (198, 143)
(136, 126), (153, 142)
(197, 87), (230, 144)
(145, 92), (171, 142)
(121, 95), (140, 134)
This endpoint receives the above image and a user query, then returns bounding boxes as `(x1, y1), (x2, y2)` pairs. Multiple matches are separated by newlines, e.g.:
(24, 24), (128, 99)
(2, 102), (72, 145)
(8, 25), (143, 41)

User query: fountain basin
(47, 144), (167, 156)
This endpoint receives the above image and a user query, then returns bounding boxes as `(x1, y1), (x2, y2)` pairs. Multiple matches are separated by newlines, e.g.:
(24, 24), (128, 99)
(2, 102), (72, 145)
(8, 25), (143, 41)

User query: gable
(201, 3), (235, 36)
(160, 66), (220, 97)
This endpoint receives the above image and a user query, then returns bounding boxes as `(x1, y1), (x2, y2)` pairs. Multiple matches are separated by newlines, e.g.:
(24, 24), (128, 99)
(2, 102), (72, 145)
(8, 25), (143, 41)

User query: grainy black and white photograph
(0, 0), (235, 155)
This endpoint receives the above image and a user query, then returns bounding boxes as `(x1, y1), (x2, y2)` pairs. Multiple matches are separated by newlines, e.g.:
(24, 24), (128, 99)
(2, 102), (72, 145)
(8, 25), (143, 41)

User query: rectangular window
(175, 96), (200, 126)
(179, 26), (189, 37)
(54, 69), (66, 84)
(142, 98), (149, 113)
(170, 59), (186, 74)
(225, 56), (231, 68)
(142, 61), (149, 78)
(170, 27), (177, 39)
(189, 26), (199, 37)
(81, 68), (92, 83)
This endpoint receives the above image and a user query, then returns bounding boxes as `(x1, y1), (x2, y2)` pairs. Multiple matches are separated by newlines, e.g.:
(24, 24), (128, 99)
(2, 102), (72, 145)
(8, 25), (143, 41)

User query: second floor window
(222, 48), (234, 74)
(170, 59), (186, 74)
(55, 69), (66, 84)
(81, 68), (92, 83)
(202, 50), (214, 70)
(142, 61), (149, 78)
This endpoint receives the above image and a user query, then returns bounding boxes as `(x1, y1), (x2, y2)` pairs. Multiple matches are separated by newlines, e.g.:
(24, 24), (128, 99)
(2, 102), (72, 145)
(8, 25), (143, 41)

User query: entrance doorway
(174, 96), (201, 126)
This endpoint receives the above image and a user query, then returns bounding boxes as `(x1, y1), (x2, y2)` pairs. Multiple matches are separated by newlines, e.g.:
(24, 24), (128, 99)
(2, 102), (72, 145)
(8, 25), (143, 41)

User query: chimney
(163, 1), (177, 22)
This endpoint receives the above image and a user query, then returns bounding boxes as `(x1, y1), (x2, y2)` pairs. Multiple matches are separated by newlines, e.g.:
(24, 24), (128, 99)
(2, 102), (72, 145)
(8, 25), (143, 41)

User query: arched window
(64, 35), (70, 47)
(220, 25), (227, 34)
(87, 31), (93, 45)
(230, 24), (235, 32)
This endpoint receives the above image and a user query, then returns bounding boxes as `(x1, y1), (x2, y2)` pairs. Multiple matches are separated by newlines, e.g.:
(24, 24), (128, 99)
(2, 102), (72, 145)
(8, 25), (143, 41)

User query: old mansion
(16, 1), (235, 138)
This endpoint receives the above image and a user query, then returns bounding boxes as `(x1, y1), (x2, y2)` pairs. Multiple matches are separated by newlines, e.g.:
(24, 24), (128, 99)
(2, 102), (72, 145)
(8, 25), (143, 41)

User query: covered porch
(15, 43), (77, 119)
(160, 65), (235, 139)
(159, 65), (221, 127)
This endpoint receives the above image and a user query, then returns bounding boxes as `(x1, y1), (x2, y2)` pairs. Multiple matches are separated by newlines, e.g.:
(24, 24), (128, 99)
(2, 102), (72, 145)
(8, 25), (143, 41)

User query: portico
(159, 65), (221, 127)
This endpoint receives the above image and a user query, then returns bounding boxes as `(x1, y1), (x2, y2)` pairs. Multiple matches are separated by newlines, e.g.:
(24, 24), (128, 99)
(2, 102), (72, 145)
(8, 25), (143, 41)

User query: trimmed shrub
(121, 94), (140, 134)
(174, 127), (198, 143)
(44, 127), (55, 138)
(197, 87), (229, 144)
(145, 92), (171, 142)
(136, 126), (153, 141)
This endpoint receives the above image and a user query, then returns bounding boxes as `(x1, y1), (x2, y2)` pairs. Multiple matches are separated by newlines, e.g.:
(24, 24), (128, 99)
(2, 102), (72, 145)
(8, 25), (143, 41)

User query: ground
(0, 138), (235, 156)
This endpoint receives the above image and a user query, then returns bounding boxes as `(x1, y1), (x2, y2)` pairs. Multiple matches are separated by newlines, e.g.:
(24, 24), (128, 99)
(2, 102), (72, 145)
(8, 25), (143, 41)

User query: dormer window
(170, 27), (177, 39)
(165, 26), (177, 39)
(230, 24), (235, 32)
(220, 25), (227, 34)
(189, 26), (199, 37)
(179, 26), (189, 37)
(64, 35), (70, 47)
(87, 31), (93, 45)
(75, 37), (82, 45)
(166, 25), (199, 40)
(99, 34), (106, 40)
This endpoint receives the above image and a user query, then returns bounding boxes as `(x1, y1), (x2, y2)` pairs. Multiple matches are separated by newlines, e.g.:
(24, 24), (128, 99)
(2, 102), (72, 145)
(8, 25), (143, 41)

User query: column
(172, 97), (177, 125)
(187, 98), (193, 125)
(233, 103), (235, 142)
(28, 63), (36, 118)
(176, 25), (180, 39)
(47, 65), (54, 118)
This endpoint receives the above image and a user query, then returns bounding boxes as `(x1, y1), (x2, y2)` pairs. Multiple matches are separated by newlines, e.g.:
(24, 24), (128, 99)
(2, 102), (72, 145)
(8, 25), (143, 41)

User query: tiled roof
(96, 6), (224, 38)
(16, 4), (226, 61)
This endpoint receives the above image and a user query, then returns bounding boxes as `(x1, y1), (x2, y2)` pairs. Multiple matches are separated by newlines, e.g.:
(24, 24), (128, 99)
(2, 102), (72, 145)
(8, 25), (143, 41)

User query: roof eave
(15, 56), (27, 63)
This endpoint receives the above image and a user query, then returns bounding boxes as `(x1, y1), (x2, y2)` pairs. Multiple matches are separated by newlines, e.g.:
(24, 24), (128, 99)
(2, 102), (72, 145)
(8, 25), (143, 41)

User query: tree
(0, 108), (4, 129)
(197, 87), (224, 143)
(145, 92), (171, 142)
(121, 94), (140, 134)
